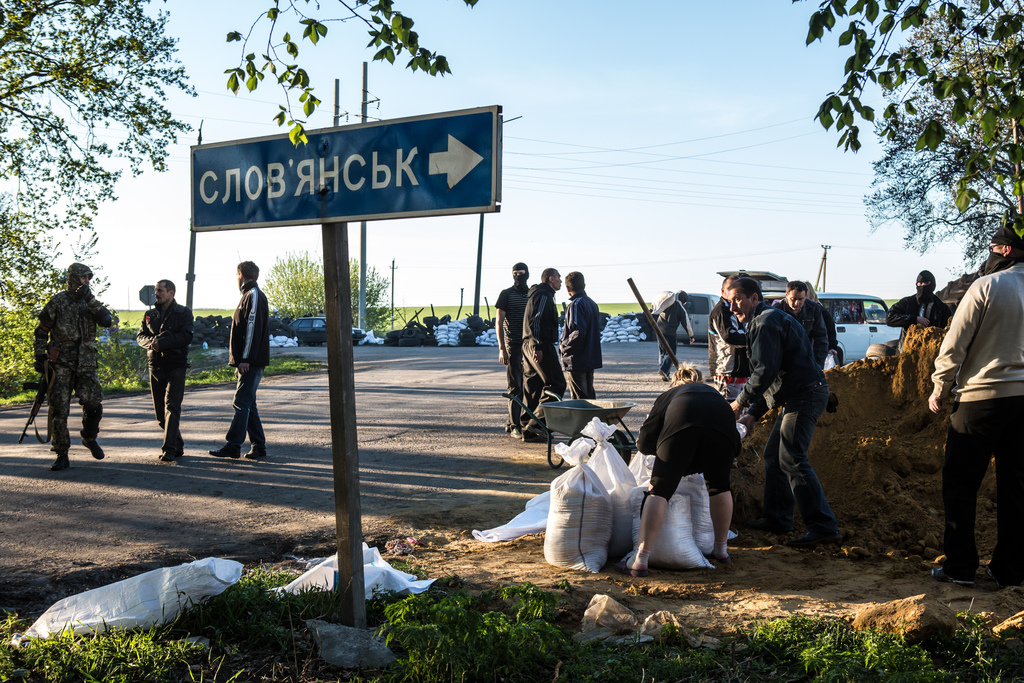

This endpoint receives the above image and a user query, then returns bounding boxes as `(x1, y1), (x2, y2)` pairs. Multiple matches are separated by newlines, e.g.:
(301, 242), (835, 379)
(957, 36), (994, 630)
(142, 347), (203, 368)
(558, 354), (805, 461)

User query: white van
(767, 292), (897, 365)
(680, 293), (719, 344)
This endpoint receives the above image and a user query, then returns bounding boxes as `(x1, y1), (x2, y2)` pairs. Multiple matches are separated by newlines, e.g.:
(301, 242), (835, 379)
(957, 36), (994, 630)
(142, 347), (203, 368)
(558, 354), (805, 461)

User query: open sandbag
(626, 486), (713, 570)
(544, 438), (613, 572)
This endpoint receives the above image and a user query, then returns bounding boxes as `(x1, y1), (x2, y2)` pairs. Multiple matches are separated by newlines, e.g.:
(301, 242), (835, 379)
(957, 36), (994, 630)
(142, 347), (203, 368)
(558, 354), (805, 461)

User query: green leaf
(226, 31), (242, 42)
(289, 123), (308, 146)
(227, 72), (239, 93)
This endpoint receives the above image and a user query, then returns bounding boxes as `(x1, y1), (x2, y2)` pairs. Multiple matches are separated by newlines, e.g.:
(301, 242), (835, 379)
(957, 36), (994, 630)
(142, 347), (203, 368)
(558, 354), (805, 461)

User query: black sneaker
(931, 566), (974, 586)
(50, 454), (70, 471)
(786, 530), (842, 548)
(159, 452), (176, 463)
(209, 444), (241, 459)
(986, 567), (1007, 589)
(744, 518), (793, 534)
(521, 429), (546, 443)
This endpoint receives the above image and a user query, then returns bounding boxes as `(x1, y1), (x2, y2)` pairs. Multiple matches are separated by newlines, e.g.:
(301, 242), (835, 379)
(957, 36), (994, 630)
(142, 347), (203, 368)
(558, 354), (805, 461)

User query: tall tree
(802, 0), (1024, 238)
(864, 4), (1018, 262)
(0, 0), (191, 394)
(225, 0), (478, 144)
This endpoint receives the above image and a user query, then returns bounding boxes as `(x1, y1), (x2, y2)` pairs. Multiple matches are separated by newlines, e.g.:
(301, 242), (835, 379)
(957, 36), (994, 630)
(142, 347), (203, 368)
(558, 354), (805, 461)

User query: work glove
(76, 283), (94, 302)
(34, 355), (46, 373)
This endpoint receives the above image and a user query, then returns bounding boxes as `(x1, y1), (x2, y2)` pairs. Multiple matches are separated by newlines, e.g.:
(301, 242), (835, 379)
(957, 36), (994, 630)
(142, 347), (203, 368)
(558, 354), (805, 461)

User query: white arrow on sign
(429, 135), (484, 190)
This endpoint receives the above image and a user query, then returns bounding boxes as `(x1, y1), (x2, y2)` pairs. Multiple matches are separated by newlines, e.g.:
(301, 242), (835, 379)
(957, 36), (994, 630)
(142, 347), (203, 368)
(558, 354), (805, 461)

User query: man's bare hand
(534, 348), (543, 363)
(916, 316), (930, 326)
(729, 400), (742, 418)
(689, 337), (695, 344)
(928, 391), (944, 414)
(498, 348), (508, 365)
(152, 340), (160, 352)
(238, 362), (250, 375)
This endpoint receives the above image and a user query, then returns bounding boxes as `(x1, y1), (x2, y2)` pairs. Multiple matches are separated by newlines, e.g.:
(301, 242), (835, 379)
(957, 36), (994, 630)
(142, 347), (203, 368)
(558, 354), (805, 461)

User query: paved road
(0, 341), (710, 610)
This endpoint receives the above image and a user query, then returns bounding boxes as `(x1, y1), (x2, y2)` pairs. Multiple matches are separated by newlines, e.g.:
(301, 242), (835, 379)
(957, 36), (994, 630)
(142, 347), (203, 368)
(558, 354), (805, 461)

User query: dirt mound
(732, 326), (997, 558)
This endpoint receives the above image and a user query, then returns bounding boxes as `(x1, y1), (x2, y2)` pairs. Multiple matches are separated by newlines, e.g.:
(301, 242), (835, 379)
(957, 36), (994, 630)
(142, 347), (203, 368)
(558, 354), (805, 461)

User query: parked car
(679, 292), (718, 344)
(766, 292), (897, 365)
(292, 317), (366, 346)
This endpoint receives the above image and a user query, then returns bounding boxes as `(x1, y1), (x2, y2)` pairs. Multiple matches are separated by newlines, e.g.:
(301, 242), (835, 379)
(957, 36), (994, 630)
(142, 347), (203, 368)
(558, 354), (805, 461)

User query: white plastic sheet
(472, 491), (550, 542)
(23, 557), (242, 639)
(544, 437), (612, 572)
(278, 543), (434, 597)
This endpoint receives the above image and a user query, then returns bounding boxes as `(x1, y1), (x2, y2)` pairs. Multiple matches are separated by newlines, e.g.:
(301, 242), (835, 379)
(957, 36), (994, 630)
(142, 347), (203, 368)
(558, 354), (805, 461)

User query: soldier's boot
(81, 405), (105, 460)
(51, 452), (70, 471)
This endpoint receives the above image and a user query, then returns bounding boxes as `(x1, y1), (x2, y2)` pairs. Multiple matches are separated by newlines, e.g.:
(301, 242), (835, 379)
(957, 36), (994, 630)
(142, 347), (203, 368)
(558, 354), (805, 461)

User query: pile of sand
(732, 325), (998, 558)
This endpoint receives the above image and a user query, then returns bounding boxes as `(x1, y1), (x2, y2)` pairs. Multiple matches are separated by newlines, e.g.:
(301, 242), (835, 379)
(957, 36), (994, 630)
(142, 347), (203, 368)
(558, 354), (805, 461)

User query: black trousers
(942, 395), (1024, 586)
(151, 365), (186, 456)
(521, 342), (567, 434)
(565, 369), (595, 400)
(504, 344), (524, 430)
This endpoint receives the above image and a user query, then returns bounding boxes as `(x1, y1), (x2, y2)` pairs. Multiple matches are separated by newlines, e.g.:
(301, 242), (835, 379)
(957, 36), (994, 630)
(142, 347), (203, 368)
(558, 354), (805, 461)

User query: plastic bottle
(202, 341), (208, 350)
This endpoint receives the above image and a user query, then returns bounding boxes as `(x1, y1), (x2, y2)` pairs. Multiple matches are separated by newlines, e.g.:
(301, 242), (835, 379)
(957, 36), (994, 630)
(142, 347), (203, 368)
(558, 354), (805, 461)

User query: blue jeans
(658, 336), (677, 376)
(225, 366), (266, 447)
(761, 384), (838, 534)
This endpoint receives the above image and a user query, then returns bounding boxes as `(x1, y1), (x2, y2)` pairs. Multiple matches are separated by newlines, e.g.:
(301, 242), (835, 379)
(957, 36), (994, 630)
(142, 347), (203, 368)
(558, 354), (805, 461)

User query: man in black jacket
(210, 261), (270, 460)
(520, 267), (566, 441)
(773, 281), (828, 368)
(886, 270), (953, 351)
(708, 276), (750, 399)
(137, 280), (194, 462)
(727, 277), (841, 549)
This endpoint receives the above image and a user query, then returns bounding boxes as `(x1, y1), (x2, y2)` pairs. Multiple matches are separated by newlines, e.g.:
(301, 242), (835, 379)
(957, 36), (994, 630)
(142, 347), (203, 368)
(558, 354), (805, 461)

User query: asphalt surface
(0, 341), (710, 611)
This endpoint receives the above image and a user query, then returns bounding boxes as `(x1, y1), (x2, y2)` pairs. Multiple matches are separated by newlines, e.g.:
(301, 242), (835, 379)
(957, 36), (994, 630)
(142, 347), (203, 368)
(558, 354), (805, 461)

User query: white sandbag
(651, 291), (676, 316)
(472, 491), (550, 542)
(544, 438), (612, 573)
(24, 557), (242, 639)
(676, 473), (715, 555)
(278, 543), (434, 597)
(628, 451), (655, 487)
(581, 418), (636, 557)
(626, 486), (713, 569)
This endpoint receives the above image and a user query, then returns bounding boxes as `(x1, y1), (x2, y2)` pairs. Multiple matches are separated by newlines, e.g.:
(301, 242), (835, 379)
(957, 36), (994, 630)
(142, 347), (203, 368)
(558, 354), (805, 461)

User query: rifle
(19, 351), (56, 444)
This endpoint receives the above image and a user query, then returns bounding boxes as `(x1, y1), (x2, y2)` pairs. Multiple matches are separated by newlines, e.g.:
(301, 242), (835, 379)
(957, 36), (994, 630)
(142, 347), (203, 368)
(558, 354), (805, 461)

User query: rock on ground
(852, 594), (957, 643)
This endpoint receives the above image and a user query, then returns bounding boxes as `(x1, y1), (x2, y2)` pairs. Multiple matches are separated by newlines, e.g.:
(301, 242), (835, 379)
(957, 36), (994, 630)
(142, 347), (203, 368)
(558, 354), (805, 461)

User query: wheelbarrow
(503, 392), (638, 469)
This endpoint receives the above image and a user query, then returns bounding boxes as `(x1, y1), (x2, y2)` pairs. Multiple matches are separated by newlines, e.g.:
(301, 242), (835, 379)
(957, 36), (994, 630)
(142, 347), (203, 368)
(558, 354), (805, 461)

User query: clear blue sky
(90, 1), (967, 315)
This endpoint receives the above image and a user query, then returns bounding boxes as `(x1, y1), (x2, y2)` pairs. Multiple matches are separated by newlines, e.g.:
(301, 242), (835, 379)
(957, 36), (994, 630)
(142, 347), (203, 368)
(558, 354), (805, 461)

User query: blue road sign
(191, 106), (501, 232)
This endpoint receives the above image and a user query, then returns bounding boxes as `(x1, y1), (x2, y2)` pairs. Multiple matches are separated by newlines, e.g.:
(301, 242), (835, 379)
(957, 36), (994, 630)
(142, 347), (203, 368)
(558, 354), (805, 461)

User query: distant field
(117, 304), (650, 332)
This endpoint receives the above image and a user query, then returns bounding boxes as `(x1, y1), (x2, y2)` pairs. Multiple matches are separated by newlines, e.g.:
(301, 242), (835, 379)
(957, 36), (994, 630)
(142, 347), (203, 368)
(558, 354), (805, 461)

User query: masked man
(495, 262), (530, 438)
(886, 270), (953, 351)
(34, 263), (113, 471)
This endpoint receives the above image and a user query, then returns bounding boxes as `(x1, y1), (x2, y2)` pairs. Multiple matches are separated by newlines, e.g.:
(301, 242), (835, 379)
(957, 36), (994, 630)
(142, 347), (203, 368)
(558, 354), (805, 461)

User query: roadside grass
(0, 353), (323, 407)
(2, 567), (1023, 682)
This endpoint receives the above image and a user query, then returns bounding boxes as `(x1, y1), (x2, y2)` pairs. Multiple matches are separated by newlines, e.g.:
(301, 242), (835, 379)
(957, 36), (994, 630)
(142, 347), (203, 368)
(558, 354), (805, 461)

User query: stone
(993, 610), (1024, 637)
(306, 620), (396, 669)
(852, 594), (957, 644)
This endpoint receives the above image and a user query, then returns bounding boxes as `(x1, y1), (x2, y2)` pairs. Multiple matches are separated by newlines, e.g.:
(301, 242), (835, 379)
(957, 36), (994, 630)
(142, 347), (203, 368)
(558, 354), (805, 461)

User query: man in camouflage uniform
(34, 263), (113, 471)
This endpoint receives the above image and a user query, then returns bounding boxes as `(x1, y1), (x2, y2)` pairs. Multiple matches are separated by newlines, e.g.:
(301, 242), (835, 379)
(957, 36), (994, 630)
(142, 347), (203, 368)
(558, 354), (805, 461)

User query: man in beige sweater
(929, 226), (1024, 588)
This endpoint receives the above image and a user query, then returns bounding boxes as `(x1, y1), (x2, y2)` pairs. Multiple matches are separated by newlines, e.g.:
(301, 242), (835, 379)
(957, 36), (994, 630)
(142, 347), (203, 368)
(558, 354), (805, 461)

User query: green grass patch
(4, 572), (1024, 682)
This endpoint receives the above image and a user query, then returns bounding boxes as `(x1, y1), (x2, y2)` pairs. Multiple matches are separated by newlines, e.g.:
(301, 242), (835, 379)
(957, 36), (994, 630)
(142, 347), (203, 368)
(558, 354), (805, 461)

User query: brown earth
(0, 339), (1018, 640)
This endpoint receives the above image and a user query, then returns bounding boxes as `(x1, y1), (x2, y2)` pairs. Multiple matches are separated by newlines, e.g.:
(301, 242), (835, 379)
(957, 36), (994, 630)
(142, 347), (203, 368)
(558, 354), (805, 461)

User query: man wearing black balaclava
(885, 269), (953, 351)
(928, 224), (1024, 588)
(495, 262), (530, 438)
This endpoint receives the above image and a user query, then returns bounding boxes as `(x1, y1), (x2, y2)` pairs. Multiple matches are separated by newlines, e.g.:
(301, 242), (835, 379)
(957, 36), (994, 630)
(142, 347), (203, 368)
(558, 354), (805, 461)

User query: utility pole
(815, 245), (831, 293)
(390, 259), (396, 330)
(185, 121), (203, 311)
(359, 62), (369, 331)
(473, 214), (484, 315)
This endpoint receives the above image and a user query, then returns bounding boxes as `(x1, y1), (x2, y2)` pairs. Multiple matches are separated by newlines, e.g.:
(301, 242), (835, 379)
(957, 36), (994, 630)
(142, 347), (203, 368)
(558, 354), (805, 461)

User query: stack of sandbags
(433, 320), (463, 347)
(476, 328), (498, 346)
(269, 335), (298, 348)
(582, 419), (637, 558)
(600, 315), (646, 343)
